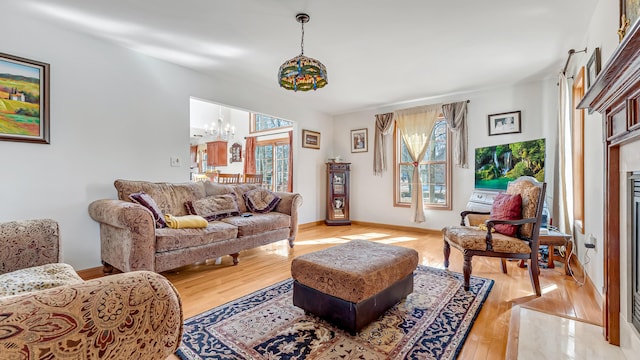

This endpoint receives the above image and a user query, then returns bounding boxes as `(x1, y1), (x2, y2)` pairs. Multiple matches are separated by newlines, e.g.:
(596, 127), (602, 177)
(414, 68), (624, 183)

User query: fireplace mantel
(578, 19), (640, 347)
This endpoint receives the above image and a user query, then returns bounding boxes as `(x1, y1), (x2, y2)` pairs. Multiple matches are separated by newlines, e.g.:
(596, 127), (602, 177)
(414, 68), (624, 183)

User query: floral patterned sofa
(88, 179), (303, 273)
(0, 218), (183, 359)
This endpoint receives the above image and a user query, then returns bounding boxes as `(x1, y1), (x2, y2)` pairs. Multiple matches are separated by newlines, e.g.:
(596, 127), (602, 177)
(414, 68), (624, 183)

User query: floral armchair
(0, 219), (183, 359)
(442, 176), (546, 296)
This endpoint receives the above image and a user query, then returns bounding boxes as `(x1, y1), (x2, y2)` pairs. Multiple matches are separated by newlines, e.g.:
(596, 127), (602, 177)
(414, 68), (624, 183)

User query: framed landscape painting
(302, 129), (320, 149)
(0, 53), (50, 144)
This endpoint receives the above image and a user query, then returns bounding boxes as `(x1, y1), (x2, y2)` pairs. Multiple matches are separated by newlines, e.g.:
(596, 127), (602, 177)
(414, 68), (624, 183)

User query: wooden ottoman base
(293, 273), (414, 335)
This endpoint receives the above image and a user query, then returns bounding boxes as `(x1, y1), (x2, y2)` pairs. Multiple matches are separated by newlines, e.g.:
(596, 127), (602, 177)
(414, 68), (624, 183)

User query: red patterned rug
(176, 265), (493, 359)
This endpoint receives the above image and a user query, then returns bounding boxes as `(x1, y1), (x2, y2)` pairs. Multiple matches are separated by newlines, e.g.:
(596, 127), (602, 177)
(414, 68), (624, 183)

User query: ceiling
(13, 0), (599, 116)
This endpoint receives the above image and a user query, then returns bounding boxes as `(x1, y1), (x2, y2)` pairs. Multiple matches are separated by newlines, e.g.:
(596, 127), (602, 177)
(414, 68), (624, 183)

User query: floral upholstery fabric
(442, 226), (532, 254)
(0, 218), (183, 360)
(0, 271), (183, 359)
(0, 219), (60, 274)
(0, 263), (83, 297)
(114, 179), (206, 216)
(291, 240), (419, 303)
(243, 188), (281, 213)
(185, 193), (241, 221)
(506, 179), (542, 239)
(90, 180), (303, 273)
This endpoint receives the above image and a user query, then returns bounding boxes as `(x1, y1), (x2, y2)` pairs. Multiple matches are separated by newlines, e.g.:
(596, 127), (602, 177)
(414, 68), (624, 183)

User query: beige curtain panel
(442, 101), (469, 168)
(373, 112), (394, 176)
(557, 73), (574, 235)
(394, 103), (442, 223)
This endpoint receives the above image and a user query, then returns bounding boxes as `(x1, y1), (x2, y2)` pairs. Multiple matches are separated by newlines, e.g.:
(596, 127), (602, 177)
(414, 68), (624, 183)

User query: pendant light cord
(300, 21), (305, 55)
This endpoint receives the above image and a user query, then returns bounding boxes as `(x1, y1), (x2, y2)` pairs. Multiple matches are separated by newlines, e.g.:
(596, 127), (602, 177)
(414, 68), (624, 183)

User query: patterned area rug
(176, 265), (493, 360)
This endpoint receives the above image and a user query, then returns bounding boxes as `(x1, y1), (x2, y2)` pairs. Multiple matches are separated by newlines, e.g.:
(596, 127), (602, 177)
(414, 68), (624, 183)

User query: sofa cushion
(130, 192), (167, 228)
(115, 179), (205, 216)
(0, 263), (83, 298)
(155, 221), (238, 253)
(220, 212), (291, 237)
(185, 193), (241, 221)
(243, 188), (281, 213)
(203, 182), (261, 213)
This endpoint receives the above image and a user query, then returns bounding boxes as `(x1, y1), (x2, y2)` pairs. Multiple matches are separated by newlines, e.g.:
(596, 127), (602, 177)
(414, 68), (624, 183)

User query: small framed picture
(302, 129), (320, 149)
(586, 47), (601, 89)
(350, 128), (368, 153)
(0, 52), (50, 144)
(487, 111), (521, 136)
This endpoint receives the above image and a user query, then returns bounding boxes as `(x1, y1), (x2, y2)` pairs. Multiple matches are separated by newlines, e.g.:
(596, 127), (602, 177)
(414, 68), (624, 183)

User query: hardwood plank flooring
(89, 223), (602, 359)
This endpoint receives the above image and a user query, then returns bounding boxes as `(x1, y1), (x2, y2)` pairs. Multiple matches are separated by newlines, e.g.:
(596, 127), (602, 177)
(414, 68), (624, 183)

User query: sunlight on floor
(296, 233), (418, 247)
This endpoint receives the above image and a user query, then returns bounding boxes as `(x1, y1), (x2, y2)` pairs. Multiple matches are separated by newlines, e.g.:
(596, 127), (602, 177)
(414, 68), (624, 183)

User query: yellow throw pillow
(164, 214), (208, 229)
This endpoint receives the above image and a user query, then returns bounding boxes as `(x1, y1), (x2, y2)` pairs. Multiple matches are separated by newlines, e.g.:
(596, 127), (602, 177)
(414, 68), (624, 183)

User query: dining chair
(216, 173), (240, 184)
(243, 173), (263, 185)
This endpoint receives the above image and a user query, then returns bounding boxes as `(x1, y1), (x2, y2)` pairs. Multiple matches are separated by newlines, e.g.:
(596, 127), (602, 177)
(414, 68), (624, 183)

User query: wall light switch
(170, 156), (181, 167)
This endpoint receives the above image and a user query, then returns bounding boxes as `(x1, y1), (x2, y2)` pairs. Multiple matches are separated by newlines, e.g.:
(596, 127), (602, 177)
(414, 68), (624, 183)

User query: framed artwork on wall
(620, 0), (640, 40)
(487, 111), (521, 136)
(586, 47), (601, 89)
(0, 52), (50, 144)
(350, 128), (368, 153)
(302, 129), (320, 149)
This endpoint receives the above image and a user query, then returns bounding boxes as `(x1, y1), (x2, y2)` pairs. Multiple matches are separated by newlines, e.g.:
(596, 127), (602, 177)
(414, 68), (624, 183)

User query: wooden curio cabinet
(326, 162), (351, 225)
(206, 140), (228, 167)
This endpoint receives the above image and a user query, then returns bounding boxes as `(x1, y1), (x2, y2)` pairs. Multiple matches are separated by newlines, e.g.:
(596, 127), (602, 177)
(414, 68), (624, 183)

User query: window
(256, 138), (290, 192)
(394, 118), (451, 209)
(250, 113), (293, 133)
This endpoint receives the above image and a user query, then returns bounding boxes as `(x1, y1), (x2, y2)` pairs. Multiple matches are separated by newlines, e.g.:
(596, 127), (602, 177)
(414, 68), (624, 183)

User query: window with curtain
(394, 118), (451, 209)
(256, 138), (290, 192)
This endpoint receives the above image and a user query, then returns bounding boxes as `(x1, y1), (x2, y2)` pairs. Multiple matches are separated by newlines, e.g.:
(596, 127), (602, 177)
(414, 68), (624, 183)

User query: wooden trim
(350, 220), (441, 235)
(298, 220), (325, 229)
(605, 144), (621, 344)
(573, 67), (586, 233)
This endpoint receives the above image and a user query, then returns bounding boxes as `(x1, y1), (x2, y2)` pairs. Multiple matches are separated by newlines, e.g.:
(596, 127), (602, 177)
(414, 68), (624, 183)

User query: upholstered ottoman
(291, 240), (419, 334)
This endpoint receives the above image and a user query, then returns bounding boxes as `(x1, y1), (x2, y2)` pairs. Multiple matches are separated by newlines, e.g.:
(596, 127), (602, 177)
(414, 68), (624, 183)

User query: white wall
(0, 10), (332, 270)
(332, 79), (556, 229)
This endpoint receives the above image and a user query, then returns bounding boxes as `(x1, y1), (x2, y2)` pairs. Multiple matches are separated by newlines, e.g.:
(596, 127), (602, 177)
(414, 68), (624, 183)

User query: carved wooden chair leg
(463, 252), (473, 291)
(528, 258), (542, 296)
(443, 240), (451, 268)
(288, 238), (295, 248)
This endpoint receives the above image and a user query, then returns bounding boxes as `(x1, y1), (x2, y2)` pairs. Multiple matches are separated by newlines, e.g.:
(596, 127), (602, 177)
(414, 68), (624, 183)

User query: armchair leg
(500, 259), (508, 274)
(463, 253), (473, 291)
(102, 260), (114, 274)
(443, 240), (451, 268)
(231, 253), (239, 265)
(528, 258), (542, 296)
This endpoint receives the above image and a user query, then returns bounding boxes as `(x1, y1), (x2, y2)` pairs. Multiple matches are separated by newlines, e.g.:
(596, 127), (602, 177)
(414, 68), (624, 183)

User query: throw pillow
(243, 188), (281, 213)
(129, 191), (167, 228)
(185, 193), (241, 221)
(164, 214), (209, 229)
(490, 192), (522, 237)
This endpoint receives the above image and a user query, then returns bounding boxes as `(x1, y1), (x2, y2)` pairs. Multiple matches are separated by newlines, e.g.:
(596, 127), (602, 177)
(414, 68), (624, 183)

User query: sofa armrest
(0, 271), (183, 359)
(274, 192), (303, 243)
(0, 219), (60, 274)
(88, 199), (157, 272)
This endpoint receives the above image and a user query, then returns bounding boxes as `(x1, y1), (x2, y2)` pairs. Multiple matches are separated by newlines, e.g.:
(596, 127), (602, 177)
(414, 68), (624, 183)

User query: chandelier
(278, 13), (327, 92)
(204, 107), (235, 141)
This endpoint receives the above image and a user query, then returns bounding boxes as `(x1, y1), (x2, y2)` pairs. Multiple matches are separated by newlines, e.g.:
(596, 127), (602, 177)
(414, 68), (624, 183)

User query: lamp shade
(278, 54), (328, 91)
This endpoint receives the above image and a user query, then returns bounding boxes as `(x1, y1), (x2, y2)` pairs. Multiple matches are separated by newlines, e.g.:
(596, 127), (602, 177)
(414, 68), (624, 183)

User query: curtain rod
(562, 48), (587, 75)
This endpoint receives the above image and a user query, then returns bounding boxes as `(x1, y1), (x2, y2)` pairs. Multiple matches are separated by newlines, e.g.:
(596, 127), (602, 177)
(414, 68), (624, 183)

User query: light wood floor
(97, 223), (602, 360)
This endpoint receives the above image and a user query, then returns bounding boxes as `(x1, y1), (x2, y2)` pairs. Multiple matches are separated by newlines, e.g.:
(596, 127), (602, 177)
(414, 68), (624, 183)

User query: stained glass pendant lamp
(278, 13), (328, 91)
